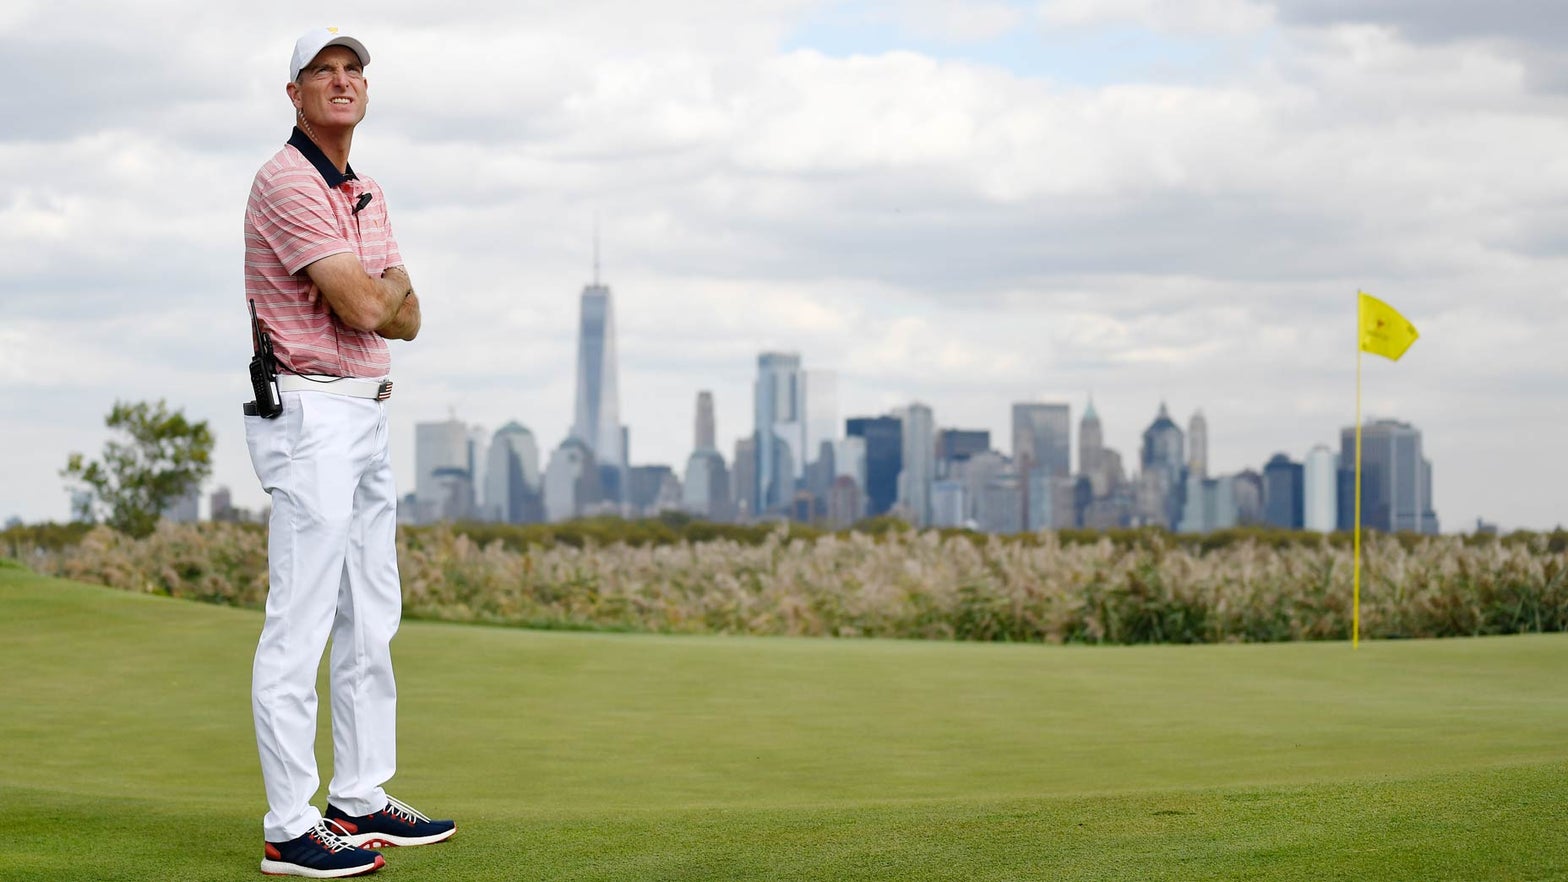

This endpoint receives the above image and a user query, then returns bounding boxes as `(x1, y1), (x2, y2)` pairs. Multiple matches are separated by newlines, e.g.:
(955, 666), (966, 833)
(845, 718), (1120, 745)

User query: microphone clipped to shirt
(352, 192), (373, 215)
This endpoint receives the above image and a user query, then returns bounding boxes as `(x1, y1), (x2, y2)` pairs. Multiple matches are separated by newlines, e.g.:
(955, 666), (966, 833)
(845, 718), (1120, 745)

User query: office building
(485, 422), (542, 524)
(542, 437), (602, 522)
(1303, 444), (1337, 532)
(428, 466), (475, 522)
(683, 391), (731, 520)
(1262, 453), (1305, 530)
(1012, 403), (1071, 478)
(1188, 410), (1208, 479)
(1338, 419), (1438, 534)
(1138, 403), (1186, 528)
(627, 465), (681, 517)
(754, 352), (806, 514)
(826, 475), (863, 527)
(1079, 399), (1103, 478)
(414, 417), (472, 524)
(835, 436), (867, 494)
(804, 370), (838, 472)
(897, 403), (935, 526)
(931, 479), (967, 528)
(683, 449), (731, 521)
(694, 390), (716, 451)
(977, 473), (1024, 535)
(732, 437), (757, 520)
(846, 416), (902, 517)
(1013, 402), (1071, 530)
(572, 273), (625, 500)
(937, 429), (990, 470)
(209, 486), (234, 522)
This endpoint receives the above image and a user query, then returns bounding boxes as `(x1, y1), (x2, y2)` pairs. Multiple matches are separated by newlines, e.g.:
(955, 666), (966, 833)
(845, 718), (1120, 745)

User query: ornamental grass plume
(17, 521), (1568, 644)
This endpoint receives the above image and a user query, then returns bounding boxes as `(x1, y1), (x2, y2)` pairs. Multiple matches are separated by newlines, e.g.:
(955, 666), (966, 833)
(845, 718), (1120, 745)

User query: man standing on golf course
(243, 26), (455, 877)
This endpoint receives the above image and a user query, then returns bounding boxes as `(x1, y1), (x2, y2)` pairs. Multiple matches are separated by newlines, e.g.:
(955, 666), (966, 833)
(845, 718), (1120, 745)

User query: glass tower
(572, 281), (624, 497)
(754, 352), (805, 514)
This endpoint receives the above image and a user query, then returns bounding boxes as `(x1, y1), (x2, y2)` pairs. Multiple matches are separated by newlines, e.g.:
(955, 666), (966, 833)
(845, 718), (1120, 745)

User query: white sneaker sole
(344, 825), (456, 849)
(260, 855), (384, 877)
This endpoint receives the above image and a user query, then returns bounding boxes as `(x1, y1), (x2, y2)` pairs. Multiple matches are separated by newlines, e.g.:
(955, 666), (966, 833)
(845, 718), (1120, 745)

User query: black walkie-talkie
(245, 299), (283, 419)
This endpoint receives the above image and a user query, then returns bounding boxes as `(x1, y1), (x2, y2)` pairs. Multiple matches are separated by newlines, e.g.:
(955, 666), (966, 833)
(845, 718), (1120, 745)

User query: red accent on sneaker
(336, 819), (360, 834)
(264, 843), (282, 860)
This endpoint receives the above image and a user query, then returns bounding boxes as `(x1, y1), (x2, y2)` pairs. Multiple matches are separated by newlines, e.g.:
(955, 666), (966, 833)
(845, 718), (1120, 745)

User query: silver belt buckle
(376, 380), (393, 401)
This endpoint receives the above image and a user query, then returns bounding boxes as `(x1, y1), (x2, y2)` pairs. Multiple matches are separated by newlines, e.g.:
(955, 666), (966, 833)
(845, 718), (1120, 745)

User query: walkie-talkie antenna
(249, 299), (263, 354)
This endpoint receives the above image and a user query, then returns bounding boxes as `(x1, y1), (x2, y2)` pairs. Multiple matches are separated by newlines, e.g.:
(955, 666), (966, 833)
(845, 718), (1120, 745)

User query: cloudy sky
(3, 0), (1565, 531)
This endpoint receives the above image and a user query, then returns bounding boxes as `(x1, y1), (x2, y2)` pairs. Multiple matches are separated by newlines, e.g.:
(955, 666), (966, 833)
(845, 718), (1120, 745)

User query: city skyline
(388, 329), (1442, 536)
(4, 3), (1567, 532)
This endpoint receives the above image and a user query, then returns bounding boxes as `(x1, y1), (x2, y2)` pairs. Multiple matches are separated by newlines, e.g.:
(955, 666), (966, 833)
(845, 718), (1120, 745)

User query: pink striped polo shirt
(244, 127), (403, 378)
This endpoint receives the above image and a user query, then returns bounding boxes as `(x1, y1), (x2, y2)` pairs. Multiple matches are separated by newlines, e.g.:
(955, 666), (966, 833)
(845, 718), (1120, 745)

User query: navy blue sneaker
(326, 795), (456, 848)
(261, 819), (384, 877)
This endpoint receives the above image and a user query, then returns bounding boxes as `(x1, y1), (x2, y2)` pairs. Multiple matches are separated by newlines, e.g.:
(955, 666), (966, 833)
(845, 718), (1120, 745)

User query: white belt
(277, 374), (393, 401)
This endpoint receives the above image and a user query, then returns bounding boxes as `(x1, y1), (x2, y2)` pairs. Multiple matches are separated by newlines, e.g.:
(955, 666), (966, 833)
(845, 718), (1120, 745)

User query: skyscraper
(1262, 453), (1305, 529)
(627, 465), (681, 517)
(1139, 402), (1185, 528)
(683, 391), (731, 520)
(572, 270), (624, 501)
(542, 436), (602, 523)
(897, 403), (936, 527)
(1141, 403), (1185, 476)
(1188, 410), (1208, 479)
(694, 390), (716, 451)
(415, 417), (471, 524)
(1077, 398), (1132, 528)
(846, 416), (902, 517)
(804, 370), (838, 471)
(754, 352), (806, 513)
(485, 422), (542, 524)
(1078, 399), (1103, 478)
(1339, 419), (1438, 534)
(1303, 444), (1338, 532)
(1012, 403), (1071, 478)
(1013, 402), (1072, 530)
(732, 436), (757, 520)
(682, 451), (731, 521)
(936, 429), (990, 471)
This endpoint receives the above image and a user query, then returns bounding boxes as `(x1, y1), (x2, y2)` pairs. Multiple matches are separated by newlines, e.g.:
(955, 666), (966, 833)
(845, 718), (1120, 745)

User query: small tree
(61, 400), (215, 538)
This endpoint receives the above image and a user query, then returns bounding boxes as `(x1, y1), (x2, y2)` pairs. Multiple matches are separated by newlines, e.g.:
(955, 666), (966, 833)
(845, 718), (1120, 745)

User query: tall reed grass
(13, 521), (1566, 644)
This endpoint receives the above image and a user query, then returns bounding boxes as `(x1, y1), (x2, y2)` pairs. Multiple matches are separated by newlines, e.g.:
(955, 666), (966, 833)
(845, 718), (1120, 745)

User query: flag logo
(1358, 291), (1419, 361)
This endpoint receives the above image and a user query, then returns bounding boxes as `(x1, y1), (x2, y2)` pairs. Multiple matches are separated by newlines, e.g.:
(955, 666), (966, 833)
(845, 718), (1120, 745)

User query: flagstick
(1353, 296), (1364, 650)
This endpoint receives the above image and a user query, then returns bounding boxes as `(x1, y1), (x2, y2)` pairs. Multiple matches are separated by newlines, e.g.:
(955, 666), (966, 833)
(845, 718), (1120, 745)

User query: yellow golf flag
(1359, 291), (1419, 361)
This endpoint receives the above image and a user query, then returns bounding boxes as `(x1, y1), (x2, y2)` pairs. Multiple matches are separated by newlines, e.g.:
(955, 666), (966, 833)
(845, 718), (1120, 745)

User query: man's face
(287, 45), (368, 133)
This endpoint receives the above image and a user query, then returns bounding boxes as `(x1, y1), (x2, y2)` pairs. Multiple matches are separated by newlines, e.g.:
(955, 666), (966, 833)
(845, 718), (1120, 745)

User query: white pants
(246, 390), (400, 842)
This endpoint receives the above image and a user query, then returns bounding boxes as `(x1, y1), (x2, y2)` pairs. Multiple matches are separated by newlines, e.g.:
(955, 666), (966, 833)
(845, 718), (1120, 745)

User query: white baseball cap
(290, 27), (371, 81)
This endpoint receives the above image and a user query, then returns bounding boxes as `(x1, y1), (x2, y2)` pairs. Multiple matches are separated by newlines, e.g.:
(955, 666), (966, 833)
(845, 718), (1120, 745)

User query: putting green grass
(1, 564), (1564, 881)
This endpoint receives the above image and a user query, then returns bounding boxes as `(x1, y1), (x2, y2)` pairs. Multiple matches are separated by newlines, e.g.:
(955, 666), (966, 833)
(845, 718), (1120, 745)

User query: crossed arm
(303, 253), (422, 341)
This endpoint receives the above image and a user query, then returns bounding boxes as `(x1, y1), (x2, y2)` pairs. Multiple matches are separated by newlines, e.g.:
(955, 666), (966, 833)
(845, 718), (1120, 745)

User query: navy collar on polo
(288, 127), (358, 188)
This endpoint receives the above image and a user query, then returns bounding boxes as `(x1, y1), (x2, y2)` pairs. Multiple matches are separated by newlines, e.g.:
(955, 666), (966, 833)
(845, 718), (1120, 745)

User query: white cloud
(1039, 0), (1274, 35)
(1, 0), (1566, 531)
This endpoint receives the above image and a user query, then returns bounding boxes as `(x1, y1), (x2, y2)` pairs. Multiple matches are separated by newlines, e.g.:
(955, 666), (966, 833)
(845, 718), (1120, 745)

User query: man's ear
(286, 81), (302, 110)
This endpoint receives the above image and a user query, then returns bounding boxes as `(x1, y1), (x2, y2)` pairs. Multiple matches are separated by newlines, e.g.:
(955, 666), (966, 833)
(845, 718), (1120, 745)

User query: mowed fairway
(1, 564), (1565, 881)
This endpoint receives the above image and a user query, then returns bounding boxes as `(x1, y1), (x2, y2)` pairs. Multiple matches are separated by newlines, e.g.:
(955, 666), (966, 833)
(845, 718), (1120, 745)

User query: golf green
(2, 564), (1564, 880)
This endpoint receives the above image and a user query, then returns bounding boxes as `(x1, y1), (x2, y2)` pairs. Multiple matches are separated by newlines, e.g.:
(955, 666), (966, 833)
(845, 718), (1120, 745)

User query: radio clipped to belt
(244, 299), (283, 419)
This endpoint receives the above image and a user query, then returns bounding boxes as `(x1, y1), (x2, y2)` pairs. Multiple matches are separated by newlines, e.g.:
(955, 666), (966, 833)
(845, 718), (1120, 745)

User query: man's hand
(377, 288), (421, 341)
(302, 254), (412, 332)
